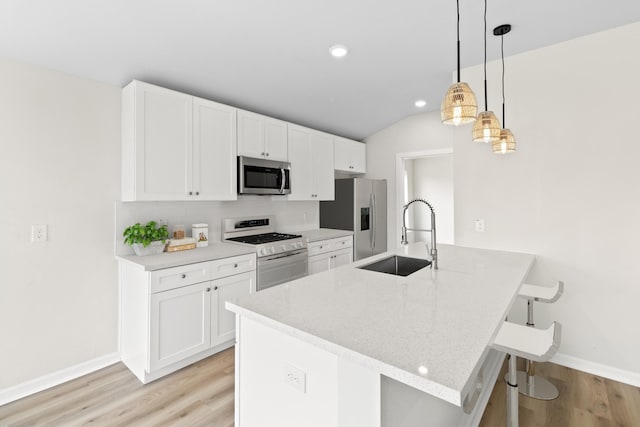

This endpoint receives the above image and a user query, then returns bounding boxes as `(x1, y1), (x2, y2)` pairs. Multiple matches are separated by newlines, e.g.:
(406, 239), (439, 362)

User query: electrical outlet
(284, 363), (306, 393)
(31, 224), (48, 242)
(475, 219), (485, 233)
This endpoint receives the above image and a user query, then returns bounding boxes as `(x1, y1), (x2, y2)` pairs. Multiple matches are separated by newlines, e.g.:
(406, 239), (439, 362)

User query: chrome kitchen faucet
(400, 198), (438, 269)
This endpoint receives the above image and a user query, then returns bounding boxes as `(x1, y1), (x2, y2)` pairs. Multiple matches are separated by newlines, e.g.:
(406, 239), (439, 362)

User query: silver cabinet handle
(181, 274), (186, 279)
(214, 286), (218, 291)
(206, 287), (211, 292)
(234, 263), (238, 268)
(188, 191), (193, 195)
(266, 152), (269, 157)
(195, 191), (199, 195)
(261, 152), (265, 156)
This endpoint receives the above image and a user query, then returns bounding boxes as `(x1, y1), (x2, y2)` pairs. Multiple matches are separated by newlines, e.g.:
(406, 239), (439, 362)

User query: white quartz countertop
(227, 243), (535, 406)
(298, 228), (353, 243)
(116, 242), (256, 271)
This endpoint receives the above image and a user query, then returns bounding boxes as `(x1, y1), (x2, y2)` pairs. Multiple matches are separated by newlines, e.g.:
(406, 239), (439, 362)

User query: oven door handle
(280, 168), (286, 194)
(260, 249), (307, 263)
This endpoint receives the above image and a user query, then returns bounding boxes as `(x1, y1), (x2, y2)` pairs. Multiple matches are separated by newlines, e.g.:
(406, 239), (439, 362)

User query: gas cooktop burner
(226, 232), (302, 245)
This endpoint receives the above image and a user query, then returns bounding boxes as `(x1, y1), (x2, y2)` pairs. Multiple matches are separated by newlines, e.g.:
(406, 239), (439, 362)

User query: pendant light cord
(456, 0), (460, 82)
(483, 0), (488, 111)
(501, 33), (506, 128)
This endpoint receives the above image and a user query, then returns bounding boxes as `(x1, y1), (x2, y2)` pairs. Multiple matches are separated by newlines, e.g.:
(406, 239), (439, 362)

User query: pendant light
(472, 0), (501, 143)
(493, 24), (516, 154)
(441, 0), (477, 125)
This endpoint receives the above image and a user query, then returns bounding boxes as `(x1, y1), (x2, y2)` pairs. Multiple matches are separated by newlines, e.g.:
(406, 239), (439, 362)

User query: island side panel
(236, 315), (382, 427)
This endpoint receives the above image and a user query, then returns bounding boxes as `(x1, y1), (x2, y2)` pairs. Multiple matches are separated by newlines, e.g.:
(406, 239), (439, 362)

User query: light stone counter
(298, 228), (354, 243)
(227, 243), (535, 407)
(116, 242), (256, 271)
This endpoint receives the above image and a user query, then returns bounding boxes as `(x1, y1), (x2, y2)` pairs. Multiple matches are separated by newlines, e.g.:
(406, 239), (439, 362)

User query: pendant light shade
(473, 0), (501, 143)
(493, 23), (516, 154)
(472, 110), (502, 143)
(441, 82), (477, 125)
(441, 0), (477, 125)
(493, 128), (516, 154)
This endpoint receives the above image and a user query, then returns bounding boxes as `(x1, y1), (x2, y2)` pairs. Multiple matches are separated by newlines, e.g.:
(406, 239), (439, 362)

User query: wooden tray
(167, 243), (196, 252)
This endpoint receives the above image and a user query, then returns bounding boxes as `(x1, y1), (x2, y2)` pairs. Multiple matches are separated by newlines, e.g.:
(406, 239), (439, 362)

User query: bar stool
(515, 281), (564, 400)
(492, 321), (562, 427)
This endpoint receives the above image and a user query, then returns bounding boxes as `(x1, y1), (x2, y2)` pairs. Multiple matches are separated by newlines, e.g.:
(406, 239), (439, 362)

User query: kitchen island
(227, 243), (535, 427)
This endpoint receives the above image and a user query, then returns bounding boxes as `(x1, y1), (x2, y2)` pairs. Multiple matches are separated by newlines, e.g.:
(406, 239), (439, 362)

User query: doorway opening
(395, 149), (454, 245)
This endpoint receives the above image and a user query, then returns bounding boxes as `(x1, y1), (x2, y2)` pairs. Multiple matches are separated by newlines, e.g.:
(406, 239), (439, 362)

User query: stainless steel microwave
(237, 156), (291, 195)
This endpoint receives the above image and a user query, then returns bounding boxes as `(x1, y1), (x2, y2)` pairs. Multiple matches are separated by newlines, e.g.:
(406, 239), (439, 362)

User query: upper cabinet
(334, 136), (366, 173)
(288, 125), (334, 201)
(237, 110), (288, 162)
(121, 81), (237, 201)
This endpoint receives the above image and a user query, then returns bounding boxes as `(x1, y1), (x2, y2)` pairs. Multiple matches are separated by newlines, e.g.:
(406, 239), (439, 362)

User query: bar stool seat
(492, 321), (562, 427)
(513, 281), (564, 400)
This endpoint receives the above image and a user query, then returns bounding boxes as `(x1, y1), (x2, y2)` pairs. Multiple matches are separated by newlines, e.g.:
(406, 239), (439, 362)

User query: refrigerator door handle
(371, 192), (376, 249)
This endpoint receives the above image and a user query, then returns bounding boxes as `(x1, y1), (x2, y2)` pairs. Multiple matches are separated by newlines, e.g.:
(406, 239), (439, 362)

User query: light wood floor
(1, 348), (639, 426)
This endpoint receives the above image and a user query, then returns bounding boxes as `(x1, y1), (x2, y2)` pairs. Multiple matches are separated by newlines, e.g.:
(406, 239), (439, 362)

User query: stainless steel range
(223, 216), (308, 291)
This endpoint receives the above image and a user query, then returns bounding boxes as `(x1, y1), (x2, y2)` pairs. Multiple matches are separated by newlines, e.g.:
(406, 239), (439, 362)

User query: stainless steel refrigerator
(320, 178), (387, 261)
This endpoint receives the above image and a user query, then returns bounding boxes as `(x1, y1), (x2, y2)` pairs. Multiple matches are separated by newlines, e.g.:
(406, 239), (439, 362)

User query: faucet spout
(401, 198), (438, 269)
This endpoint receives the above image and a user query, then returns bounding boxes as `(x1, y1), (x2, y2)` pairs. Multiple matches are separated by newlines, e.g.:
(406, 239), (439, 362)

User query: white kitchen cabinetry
(288, 124), (335, 201)
(308, 236), (353, 275)
(119, 253), (256, 383)
(121, 80), (237, 201)
(212, 271), (255, 347)
(334, 136), (366, 173)
(237, 109), (288, 162)
(150, 281), (211, 371)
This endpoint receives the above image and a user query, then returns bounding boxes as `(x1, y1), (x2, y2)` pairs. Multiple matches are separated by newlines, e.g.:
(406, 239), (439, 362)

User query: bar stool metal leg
(518, 297), (559, 400)
(507, 354), (519, 427)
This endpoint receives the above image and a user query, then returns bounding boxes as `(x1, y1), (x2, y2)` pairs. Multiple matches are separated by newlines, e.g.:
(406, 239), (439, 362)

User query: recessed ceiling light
(415, 100), (427, 108)
(330, 45), (349, 58)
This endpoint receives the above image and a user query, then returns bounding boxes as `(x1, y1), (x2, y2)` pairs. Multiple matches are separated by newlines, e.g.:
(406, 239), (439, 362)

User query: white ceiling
(2, 0), (640, 140)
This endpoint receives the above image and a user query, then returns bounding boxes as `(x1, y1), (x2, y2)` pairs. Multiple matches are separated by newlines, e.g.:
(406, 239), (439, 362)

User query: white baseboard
(0, 352), (120, 406)
(551, 352), (640, 388)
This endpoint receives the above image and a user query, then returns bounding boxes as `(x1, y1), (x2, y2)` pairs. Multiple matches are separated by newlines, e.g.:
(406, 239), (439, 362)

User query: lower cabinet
(150, 281), (212, 372)
(308, 236), (354, 275)
(119, 253), (256, 383)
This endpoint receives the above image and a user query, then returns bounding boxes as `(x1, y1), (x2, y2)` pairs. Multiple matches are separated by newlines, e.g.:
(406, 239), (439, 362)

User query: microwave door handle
(369, 193), (374, 249)
(280, 168), (286, 194)
(372, 192), (376, 249)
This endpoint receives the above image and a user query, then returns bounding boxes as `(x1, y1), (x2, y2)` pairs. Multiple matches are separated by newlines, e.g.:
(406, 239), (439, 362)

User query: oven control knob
(269, 247), (275, 254)
(280, 245), (286, 252)
(260, 248), (267, 256)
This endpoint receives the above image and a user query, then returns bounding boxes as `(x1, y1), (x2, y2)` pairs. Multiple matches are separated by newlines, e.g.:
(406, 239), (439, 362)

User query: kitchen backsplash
(115, 197), (319, 256)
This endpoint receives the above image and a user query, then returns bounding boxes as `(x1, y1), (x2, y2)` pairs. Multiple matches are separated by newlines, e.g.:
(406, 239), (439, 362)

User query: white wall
(455, 22), (640, 377)
(0, 60), (121, 389)
(364, 114), (454, 247)
(364, 21), (640, 381)
(410, 156), (454, 244)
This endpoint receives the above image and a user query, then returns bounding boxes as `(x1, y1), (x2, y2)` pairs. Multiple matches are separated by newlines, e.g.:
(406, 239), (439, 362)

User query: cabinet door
(131, 81), (193, 201)
(312, 130), (335, 200)
(193, 97), (237, 200)
(150, 281), (211, 371)
(211, 271), (255, 347)
(334, 137), (366, 173)
(308, 253), (331, 275)
(264, 118), (288, 161)
(350, 141), (366, 173)
(237, 109), (265, 159)
(330, 247), (353, 269)
(288, 125), (315, 200)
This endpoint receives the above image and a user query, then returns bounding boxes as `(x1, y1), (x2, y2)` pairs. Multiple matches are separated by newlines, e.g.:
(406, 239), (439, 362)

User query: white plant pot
(132, 240), (167, 256)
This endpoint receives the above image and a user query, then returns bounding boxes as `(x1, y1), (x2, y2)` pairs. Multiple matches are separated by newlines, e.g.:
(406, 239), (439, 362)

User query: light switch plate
(475, 219), (485, 233)
(31, 224), (48, 242)
(284, 363), (306, 393)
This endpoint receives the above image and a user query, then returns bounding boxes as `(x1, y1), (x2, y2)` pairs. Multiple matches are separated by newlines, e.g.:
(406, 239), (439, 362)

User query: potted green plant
(123, 221), (169, 256)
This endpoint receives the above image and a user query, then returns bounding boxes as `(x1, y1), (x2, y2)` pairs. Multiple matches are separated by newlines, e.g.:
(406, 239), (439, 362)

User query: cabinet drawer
(211, 253), (256, 279)
(330, 236), (353, 250)
(150, 262), (211, 294)
(308, 240), (334, 256)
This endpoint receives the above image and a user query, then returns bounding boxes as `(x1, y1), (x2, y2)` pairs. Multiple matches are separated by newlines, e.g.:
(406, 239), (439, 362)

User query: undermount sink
(358, 255), (431, 277)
